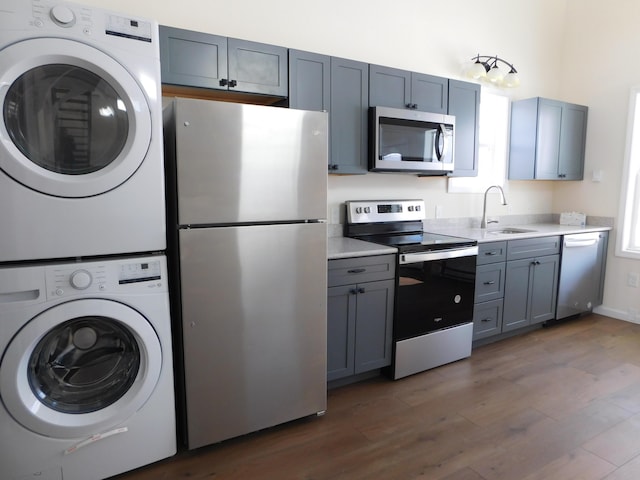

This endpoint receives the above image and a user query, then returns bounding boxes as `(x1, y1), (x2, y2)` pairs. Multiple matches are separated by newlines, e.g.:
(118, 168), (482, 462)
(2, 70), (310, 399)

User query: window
(617, 86), (640, 258)
(447, 90), (510, 193)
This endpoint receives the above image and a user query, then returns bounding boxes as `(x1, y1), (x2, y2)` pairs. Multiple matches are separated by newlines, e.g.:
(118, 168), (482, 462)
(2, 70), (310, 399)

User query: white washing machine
(0, 254), (176, 480)
(0, 0), (166, 262)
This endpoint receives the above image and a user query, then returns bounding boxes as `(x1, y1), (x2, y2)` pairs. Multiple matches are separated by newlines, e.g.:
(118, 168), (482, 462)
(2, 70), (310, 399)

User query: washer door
(0, 38), (152, 198)
(0, 299), (162, 439)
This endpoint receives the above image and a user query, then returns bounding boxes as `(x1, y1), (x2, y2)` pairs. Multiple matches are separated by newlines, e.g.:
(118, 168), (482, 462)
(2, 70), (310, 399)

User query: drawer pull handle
(481, 317), (493, 323)
(347, 268), (366, 274)
(358, 287), (365, 294)
(485, 251), (498, 256)
(483, 280), (496, 285)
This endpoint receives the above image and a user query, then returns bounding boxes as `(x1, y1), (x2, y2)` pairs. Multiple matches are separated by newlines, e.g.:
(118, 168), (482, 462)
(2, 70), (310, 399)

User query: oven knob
(355, 207), (363, 214)
(415, 205), (421, 211)
(50, 5), (76, 26)
(364, 207), (371, 214)
(408, 206), (414, 212)
(70, 270), (92, 290)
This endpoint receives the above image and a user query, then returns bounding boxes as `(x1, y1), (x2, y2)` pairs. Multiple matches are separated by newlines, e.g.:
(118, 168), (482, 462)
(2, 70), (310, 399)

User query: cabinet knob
(229, 79), (238, 88)
(358, 287), (365, 294)
(349, 288), (358, 295)
(219, 78), (228, 87)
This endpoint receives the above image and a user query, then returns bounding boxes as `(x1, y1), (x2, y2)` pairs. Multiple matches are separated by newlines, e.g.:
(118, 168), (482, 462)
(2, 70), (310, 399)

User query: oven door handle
(399, 246), (478, 264)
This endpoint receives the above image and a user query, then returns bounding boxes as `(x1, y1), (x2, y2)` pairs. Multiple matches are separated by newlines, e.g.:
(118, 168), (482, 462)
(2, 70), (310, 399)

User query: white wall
(79, 0), (635, 318)
(556, 0), (640, 321)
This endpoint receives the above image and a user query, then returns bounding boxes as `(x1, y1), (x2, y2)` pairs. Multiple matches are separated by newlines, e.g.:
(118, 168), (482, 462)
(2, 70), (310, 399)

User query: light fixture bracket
(465, 54), (520, 88)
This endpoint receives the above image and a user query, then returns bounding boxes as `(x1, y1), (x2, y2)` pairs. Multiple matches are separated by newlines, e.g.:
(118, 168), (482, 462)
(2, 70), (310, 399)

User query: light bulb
(502, 71), (520, 88)
(486, 65), (504, 84)
(466, 61), (487, 80)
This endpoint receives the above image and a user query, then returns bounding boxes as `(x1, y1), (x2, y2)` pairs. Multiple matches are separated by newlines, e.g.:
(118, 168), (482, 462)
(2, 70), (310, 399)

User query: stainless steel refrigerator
(164, 98), (328, 449)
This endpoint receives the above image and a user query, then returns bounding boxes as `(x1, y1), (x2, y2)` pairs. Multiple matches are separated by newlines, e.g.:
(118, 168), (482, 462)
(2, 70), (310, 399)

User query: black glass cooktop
(354, 231), (477, 254)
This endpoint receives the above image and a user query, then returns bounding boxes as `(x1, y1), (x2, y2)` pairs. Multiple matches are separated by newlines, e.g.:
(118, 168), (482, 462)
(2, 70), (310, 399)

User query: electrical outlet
(628, 272), (640, 288)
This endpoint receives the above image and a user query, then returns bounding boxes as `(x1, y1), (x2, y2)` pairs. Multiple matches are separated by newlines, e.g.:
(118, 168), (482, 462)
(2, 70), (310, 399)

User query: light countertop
(425, 223), (612, 243)
(328, 223), (612, 259)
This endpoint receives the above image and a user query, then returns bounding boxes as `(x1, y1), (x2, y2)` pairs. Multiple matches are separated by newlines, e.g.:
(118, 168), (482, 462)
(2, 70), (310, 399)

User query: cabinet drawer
(477, 241), (507, 265)
(473, 298), (503, 340)
(507, 236), (560, 260)
(328, 254), (396, 287)
(475, 263), (505, 303)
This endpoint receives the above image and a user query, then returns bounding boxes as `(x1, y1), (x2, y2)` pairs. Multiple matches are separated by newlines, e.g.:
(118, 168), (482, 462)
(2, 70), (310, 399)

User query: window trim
(616, 85), (640, 259)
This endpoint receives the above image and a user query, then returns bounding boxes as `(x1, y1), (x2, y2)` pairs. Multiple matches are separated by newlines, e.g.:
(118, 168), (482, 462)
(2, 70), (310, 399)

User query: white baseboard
(593, 305), (640, 324)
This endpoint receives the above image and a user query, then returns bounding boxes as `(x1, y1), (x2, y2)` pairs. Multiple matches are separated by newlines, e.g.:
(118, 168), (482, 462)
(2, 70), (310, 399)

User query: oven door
(395, 247), (477, 341)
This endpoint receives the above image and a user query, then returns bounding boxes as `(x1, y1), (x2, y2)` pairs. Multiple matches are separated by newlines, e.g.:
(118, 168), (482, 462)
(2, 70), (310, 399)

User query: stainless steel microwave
(369, 106), (455, 174)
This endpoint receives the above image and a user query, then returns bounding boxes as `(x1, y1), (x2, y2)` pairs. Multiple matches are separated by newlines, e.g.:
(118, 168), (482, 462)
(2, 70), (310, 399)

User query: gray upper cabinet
(448, 80), (481, 177)
(288, 50), (330, 111)
(509, 97), (588, 180)
(369, 64), (448, 113)
(329, 57), (369, 174)
(159, 25), (288, 97)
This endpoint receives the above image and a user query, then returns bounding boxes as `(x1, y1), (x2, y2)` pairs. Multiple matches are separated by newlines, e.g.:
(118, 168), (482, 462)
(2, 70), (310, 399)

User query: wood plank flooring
(112, 314), (640, 480)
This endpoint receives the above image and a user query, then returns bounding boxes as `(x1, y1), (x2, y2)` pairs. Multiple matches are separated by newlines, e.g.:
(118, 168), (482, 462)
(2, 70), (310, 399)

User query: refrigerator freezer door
(178, 222), (327, 449)
(174, 98), (328, 225)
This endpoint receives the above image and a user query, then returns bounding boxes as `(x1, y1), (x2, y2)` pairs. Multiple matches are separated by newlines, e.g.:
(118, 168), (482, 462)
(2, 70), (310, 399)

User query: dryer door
(0, 38), (152, 198)
(0, 299), (162, 439)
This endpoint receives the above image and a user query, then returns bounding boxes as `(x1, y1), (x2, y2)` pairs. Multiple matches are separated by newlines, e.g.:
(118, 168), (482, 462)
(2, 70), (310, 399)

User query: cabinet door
(411, 73), (448, 114)
(354, 279), (394, 374)
(159, 26), (228, 90)
(288, 50), (330, 111)
(558, 104), (588, 180)
(503, 258), (532, 332)
(227, 38), (288, 96)
(596, 231), (609, 306)
(369, 64), (411, 109)
(327, 285), (357, 381)
(530, 255), (559, 324)
(329, 57), (369, 174)
(448, 79), (480, 177)
(534, 99), (563, 179)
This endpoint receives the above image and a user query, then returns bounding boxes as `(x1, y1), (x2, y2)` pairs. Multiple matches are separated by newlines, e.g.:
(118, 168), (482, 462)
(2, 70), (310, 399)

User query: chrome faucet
(481, 185), (508, 228)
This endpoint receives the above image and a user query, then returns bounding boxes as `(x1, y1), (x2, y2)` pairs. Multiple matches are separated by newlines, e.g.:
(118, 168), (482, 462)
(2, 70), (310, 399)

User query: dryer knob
(70, 270), (92, 290)
(50, 5), (76, 26)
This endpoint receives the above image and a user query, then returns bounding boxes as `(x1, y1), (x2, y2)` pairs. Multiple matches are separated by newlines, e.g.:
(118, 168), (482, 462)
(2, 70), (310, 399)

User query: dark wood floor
(114, 314), (640, 479)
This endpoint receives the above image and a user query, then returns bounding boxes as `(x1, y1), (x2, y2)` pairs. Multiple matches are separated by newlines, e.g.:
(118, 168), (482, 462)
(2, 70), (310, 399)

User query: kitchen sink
(486, 227), (536, 235)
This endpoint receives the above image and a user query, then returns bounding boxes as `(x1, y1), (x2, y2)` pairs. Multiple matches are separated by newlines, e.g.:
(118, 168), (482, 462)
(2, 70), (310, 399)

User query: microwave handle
(435, 124), (447, 161)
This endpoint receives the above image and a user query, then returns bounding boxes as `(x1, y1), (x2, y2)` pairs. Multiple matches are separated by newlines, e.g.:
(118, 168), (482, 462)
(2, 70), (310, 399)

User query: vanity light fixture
(465, 54), (520, 88)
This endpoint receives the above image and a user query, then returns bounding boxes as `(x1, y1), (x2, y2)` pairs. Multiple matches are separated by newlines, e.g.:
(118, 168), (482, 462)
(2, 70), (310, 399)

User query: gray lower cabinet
(159, 25), (288, 96)
(503, 236), (560, 332)
(473, 241), (506, 340)
(369, 64), (448, 113)
(327, 255), (395, 381)
(509, 97), (588, 180)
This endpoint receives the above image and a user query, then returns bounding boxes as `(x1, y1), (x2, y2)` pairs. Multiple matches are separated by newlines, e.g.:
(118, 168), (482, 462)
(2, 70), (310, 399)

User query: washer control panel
(45, 255), (166, 299)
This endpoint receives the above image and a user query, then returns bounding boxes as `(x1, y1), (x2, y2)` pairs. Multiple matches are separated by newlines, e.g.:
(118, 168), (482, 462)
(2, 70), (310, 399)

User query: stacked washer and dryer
(0, 1), (176, 480)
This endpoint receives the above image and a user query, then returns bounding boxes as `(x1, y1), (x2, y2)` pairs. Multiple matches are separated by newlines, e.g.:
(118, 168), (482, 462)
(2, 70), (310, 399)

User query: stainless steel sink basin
(486, 228), (536, 235)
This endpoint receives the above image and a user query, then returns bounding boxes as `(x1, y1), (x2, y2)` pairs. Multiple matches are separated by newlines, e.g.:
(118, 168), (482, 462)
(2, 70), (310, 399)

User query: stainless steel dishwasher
(556, 232), (608, 319)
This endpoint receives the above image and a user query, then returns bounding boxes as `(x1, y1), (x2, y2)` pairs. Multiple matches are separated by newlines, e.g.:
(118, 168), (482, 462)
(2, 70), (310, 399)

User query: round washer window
(28, 316), (140, 414)
(3, 64), (129, 176)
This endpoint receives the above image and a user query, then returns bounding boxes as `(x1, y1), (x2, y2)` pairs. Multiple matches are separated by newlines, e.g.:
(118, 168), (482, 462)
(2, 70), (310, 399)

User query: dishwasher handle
(564, 237), (598, 248)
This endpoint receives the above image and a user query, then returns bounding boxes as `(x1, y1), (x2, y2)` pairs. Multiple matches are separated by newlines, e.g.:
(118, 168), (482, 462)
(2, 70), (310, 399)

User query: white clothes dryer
(0, 254), (176, 480)
(0, 1), (166, 262)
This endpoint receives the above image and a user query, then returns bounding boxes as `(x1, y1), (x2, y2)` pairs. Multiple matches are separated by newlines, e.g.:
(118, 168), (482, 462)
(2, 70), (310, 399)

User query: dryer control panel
(45, 255), (167, 299)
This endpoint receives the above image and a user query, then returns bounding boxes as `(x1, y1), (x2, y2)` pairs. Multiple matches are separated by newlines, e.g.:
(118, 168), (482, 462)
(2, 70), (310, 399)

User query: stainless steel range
(345, 200), (478, 380)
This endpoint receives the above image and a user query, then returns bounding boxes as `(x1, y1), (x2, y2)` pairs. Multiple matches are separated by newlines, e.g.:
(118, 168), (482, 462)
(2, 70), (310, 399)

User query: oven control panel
(346, 200), (426, 224)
